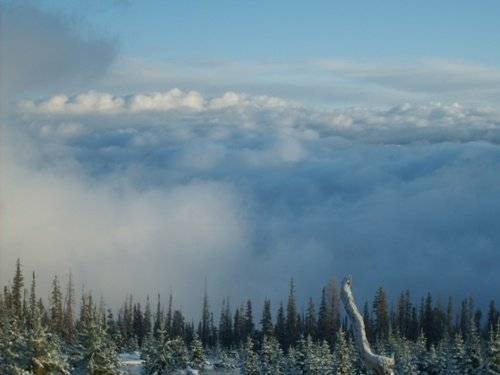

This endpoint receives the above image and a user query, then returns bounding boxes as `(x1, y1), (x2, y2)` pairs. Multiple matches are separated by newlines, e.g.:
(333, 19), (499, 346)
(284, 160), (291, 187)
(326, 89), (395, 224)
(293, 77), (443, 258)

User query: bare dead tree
(341, 276), (396, 375)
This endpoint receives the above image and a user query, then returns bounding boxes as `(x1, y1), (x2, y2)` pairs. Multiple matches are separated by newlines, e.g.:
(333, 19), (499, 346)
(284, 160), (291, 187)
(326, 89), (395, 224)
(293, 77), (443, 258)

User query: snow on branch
(341, 276), (396, 375)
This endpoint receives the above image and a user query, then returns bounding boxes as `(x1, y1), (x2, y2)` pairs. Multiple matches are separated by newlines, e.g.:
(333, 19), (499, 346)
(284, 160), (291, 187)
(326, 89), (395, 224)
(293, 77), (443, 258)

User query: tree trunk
(341, 276), (396, 375)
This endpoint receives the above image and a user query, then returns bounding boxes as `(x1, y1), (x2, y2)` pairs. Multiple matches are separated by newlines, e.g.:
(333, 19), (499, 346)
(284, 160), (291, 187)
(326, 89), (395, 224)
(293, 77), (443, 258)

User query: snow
(119, 352), (145, 375)
(118, 352), (241, 374)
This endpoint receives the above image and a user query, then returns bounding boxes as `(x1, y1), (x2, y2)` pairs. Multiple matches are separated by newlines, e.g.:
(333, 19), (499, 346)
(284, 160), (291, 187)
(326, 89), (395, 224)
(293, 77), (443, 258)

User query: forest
(0, 259), (499, 375)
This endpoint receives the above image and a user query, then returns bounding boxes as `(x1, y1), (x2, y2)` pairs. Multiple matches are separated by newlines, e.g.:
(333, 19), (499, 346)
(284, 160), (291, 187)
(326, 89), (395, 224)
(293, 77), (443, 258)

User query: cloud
(101, 57), (500, 107)
(19, 90), (500, 145)
(2, 89), (500, 312)
(0, 3), (117, 107)
(20, 89), (293, 114)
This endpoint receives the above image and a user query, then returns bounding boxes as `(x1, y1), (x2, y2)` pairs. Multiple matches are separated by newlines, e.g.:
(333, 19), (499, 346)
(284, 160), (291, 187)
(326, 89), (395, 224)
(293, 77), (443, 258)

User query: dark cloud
(0, 3), (117, 107)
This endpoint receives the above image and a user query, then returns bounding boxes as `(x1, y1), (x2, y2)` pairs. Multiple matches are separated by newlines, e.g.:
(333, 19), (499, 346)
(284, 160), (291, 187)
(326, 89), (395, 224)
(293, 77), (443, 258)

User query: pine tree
(373, 287), (390, 343)
(143, 296), (152, 341)
(260, 335), (284, 374)
(12, 259), (24, 319)
(394, 336), (418, 375)
(245, 299), (255, 340)
(190, 333), (205, 369)
(304, 298), (317, 340)
(29, 301), (70, 374)
(317, 339), (334, 374)
(487, 321), (500, 373)
(75, 292), (119, 374)
(286, 279), (299, 349)
(199, 281), (211, 347)
(414, 330), (427, 372)
(49, 275), (64, 337)
(261, 299), (274, 338)
(447, 333), (466, 374)
(219, 298), (233, 349)
(242, 337), (259, 375)
(333, 328), (355, 375)
(63, 271), (75, 342)
(28, 272), (37, 329)
(465, 317), (483, 374)
(275, 302), (286, 350)
(153, 294), (164, 339)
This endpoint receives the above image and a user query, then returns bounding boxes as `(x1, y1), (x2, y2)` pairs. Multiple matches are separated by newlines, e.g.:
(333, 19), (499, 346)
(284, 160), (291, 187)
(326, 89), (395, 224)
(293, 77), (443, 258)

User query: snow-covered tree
(144, 336), (188, 374)
(446, 333), (467, 374)
(260, 335), (284, 374)
(394, 336), (418, 375)
(333, 328), (355, 375)
(242, 337), (260, 375)
(465, 318), (483, 374)
(190, 333), (205, 369)
(487, 321), (500, 373)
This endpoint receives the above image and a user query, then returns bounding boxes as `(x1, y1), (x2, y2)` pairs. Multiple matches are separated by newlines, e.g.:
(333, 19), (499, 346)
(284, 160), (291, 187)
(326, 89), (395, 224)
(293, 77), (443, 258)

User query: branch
(341, 276), (396, 375)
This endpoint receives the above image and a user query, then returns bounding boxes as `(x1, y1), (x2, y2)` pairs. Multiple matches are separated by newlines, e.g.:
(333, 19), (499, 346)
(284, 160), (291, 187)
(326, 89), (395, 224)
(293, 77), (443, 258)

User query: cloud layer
(3, 89), (500, 312)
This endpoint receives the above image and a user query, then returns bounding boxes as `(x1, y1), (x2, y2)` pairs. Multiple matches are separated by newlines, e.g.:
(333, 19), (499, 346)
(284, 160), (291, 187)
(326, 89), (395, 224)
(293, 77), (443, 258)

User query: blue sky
(1, 1), (500, 312)
(38, 0), (500, 63)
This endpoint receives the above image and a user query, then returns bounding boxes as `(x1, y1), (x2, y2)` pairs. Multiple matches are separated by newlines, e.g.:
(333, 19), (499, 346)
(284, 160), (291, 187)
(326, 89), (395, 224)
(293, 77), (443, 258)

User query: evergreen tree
(28, 272), (37, 329)
(63, 271), (75, 342)
(219, 298), (233, 349)
(245, 299), (255, 340)
(487, 300), (499, 335)
(143, 296), (152, 341)
(50, 275), (64, 337)
(199, 281), (211, 346)
(394, 336), (418, 375)
(487, 321), (500, 373)
(76, 299), (119, 374)
(304, 298), (317, 341)
(189, 333), (205, 369)
(144, 336), (188, 374)
(12, 259), (24, 319)
(153, 294), (164, 339)
(333, 328), (355, 375)
(286, 279), (299, 349)
(242, 337), (259, 375)
(260, 335), (284, 374)
(261, 299), (274, 338)
(447, 333), (467, 374)
(171, 310), (185, 338)
(29, 302), (70, 374)
(373, 287), (390, 343)
(275, 302), (286, 350)
(465, 317), (483, 374)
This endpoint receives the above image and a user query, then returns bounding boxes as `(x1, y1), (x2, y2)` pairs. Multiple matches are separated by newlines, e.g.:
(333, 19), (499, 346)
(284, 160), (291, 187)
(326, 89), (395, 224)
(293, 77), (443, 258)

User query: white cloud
(4, 89), (500, 311)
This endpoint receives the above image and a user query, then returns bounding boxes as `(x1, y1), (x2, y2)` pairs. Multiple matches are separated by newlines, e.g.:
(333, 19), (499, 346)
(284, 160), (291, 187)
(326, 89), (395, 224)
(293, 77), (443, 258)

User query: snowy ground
(119, 352), (145, 375)
(118, 352), (240, 374)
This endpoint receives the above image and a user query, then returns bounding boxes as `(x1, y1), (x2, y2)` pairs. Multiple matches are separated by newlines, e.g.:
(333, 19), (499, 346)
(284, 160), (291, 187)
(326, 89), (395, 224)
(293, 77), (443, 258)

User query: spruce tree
(286, 279), (299, 349)
(260, 335), (284, 374)
(261, 299), (274, 338)
(275, 302), (286, 350)
(189, 333), (205, 369)
(304, 298), (317, 340)
(465, 317), (483, 374)
(333, 328), (355, 375)
(12, 259), (24, 319)
(373, 287), (390, 343)
(153, 294), (164, 339)
(242, 336), (260, 375)
(487, 321), (500, 373)
(447, 333), (466, 374)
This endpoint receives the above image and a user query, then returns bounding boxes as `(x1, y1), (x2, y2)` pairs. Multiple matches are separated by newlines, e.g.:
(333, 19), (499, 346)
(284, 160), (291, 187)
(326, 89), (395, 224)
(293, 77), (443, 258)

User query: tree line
(0, 259), (499, 374)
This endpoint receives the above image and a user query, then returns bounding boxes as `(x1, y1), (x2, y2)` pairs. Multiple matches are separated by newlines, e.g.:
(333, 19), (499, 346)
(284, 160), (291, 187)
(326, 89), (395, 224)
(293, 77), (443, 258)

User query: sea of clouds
(1, 3), (499, 314)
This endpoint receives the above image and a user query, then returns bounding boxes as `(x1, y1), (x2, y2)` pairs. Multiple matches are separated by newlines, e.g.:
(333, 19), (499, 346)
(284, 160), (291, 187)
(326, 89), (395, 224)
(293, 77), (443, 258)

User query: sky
(0, 0), (499, 316)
